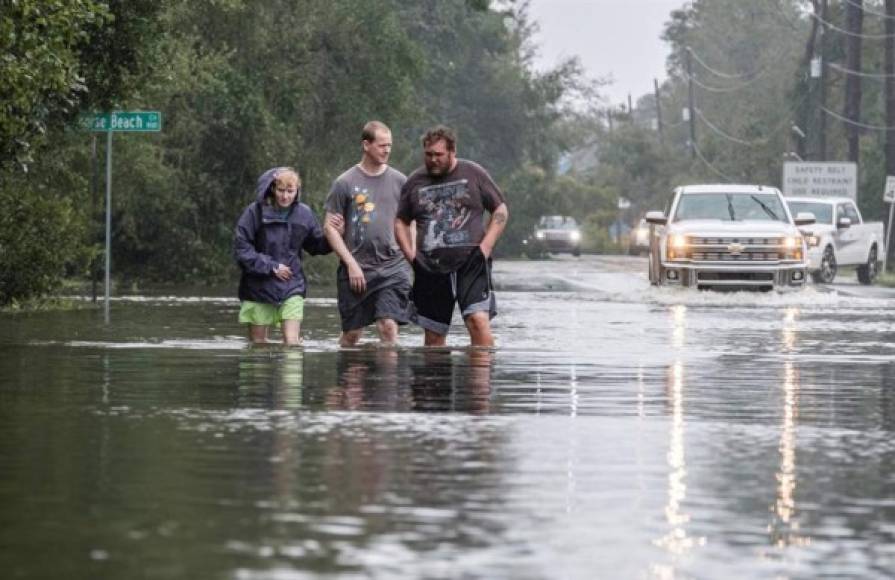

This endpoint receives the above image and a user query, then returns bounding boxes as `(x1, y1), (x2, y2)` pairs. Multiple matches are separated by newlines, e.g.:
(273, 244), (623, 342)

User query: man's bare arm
(479, 203), (508, 258)
(395, 218), (416, 263)
(324, 211), (366, 294)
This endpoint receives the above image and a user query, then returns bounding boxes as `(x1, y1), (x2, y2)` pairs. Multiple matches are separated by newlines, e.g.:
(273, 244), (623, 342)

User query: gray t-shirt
(397, 159), (506, 273)
(325, 165), (410, 285)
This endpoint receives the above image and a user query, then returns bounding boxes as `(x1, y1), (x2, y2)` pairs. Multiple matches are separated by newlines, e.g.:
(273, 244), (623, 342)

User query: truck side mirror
(794, 212), (816, 226)
(645, 211), (667, 226)
(837, 216), (852, 229)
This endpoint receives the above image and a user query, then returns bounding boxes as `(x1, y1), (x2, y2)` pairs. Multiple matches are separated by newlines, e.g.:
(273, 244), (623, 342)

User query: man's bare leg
(339, 329), (363, 347)
(282, 320), (302, 346)
(464, 311), (494, 347)
(424, 328), (447, 347)
(248, 325), (269, 345)
(376, 318), (398, 346)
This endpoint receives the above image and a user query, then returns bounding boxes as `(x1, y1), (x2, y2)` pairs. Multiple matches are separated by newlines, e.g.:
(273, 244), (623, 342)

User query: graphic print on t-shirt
(349, 186), (376, 248)
(418, 179), (472, 251)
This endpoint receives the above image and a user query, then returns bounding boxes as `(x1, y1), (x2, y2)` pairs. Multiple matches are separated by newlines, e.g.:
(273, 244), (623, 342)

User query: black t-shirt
(397, 159), (506, 273)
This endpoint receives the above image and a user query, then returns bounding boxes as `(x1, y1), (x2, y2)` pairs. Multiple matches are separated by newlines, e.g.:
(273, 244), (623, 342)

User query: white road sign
(885, 175), (895, 203)
(782, 162), (857, 200)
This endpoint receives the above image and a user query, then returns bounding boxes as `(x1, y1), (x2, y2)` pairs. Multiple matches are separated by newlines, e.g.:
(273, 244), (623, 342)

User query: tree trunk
(886, 0), (895, 175)
(844, 0), (863, 164)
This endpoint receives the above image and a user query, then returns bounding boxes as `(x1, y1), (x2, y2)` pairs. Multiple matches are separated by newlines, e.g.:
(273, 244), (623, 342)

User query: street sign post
(83, 111), (162, 322)
(884, 176), (895, 274)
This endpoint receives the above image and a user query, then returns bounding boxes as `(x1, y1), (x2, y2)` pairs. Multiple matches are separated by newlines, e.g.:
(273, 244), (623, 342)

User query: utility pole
(628, 93), (633, 121)
(886, 0), (895, 175)
(607, 108), (614, 134)
(686, 47), (697, 159)
(654, 78), (664, 145)
(844, 0), (863, 165)
(819, 0), (828, 161)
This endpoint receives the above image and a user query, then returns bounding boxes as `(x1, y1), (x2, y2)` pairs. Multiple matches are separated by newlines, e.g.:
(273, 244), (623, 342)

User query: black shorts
(337, 279), (412, 332)
(411, 247), (497, 335)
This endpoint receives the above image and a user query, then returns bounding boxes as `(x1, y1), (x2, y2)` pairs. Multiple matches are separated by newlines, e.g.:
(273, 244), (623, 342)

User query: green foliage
(0, 0), (592, 301)
(0, 179), (91, 306)
(0, 0), (107, 169)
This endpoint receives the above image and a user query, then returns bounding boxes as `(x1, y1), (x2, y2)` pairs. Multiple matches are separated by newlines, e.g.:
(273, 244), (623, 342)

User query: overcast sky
(527, 0), (688, 106)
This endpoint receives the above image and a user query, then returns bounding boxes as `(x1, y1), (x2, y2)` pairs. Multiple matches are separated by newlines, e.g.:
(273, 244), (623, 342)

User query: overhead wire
(681, 68), (773, 93)
(821, 104), (895, 130)
(695, 103), (801, 147)
(808, 10), (895, 40)
(827, 61), (895, 79)
(687, 47), (771, 80)
(842, 0), (895, 21)
(691, 140), (737, 182)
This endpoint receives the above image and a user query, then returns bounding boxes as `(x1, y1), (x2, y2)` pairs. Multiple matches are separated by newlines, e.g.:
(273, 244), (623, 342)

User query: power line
(809, 9), (895, 40)
(821, 104), (895, 130)
(691, 140), (737, 182)
(827, 60), (895, 79)
(842, 0), (895, 21)
(695, 103), (801, 147)
(681, 69), (773, 93)
(687, 47), (771, 80)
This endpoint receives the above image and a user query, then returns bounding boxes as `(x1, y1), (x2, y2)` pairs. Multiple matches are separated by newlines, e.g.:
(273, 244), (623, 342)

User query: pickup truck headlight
(535, 231), (545, 240)
(570, 230), (581, 242)
(667, 234), (688, 260)
(782, 236), (803, 261)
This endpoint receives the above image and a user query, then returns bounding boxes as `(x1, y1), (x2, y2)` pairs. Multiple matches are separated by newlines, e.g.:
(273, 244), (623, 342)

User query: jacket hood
(255, 167), (300, 204)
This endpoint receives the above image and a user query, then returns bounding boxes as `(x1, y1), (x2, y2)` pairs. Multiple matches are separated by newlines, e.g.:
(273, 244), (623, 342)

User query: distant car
(523, 215), (582, 257)
(629, 218), (650, 255)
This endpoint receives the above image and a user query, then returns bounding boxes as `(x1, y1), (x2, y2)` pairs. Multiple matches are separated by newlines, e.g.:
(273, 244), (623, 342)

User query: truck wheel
(811, 246), (837, 284)
(857, 245), (879, 285)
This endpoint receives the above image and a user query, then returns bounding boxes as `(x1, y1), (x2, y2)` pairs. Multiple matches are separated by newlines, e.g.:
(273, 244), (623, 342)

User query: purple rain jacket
(233, 167), (331, 304)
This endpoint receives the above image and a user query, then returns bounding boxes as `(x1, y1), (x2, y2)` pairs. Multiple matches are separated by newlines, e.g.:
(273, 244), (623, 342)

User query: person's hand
(347, 262), (366, 294)
(273, 263), (293, 281)
(327, 213), (345, 236)
(479, 242), (493, 259)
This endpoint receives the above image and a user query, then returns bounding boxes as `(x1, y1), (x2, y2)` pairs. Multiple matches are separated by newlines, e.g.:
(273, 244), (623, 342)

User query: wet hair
(362, 121), (390, 143)
(422, 125), (457, 152)
(267, 167), (300, 199)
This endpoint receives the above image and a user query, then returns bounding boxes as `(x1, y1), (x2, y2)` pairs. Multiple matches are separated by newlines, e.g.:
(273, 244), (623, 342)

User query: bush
(0, 185), (90, 306)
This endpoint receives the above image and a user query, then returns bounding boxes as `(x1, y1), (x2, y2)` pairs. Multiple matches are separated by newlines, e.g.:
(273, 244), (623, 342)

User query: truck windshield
(787, 201), (833, 225)
(673, 193), (788, 223)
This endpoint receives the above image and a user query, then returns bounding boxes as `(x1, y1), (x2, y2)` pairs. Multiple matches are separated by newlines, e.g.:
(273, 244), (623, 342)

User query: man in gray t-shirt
(324, 121), (412, 346)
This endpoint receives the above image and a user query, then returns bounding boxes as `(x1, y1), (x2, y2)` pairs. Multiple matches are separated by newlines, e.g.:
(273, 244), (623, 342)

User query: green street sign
(82, 111), (162, 132)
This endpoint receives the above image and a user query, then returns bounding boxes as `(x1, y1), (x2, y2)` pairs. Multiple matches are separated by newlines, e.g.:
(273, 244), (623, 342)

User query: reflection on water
(4, 273), (895, 578)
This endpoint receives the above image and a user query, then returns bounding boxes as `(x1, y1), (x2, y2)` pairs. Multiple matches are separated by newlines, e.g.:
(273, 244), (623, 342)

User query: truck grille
(687, 237), (784, 262)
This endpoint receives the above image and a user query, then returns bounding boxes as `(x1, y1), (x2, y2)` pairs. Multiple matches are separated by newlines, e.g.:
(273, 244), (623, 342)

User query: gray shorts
(337, 278), (412, 332)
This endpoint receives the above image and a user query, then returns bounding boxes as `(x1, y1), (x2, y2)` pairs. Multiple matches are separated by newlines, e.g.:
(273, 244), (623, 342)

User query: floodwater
(2, 255), (895, 579)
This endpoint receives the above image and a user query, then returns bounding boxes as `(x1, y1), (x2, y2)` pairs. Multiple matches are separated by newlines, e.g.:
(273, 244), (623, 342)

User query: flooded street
(3, 255), (895, 579)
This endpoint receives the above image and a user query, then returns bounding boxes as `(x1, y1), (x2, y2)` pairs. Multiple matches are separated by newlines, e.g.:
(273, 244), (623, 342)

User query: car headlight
(805, 234), (819, 247)
(570, 230), (581, 242)
(667, 234), (688, 260)
(535, 231), (545, 240)
(783, 236), (801, 250)
(782, 236), (803, 261)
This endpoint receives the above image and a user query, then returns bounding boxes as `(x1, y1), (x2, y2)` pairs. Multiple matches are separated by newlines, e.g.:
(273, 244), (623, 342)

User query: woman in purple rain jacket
(233, 166), (331, 345)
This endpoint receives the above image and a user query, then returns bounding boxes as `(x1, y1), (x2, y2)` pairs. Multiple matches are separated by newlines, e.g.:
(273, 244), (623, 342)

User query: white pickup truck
(785, 196), (884, 284)
(645, 184), (815, 290)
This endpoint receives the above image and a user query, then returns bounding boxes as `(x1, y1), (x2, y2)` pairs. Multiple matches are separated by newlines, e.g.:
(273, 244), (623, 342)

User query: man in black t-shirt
(395, 125), (509, 347)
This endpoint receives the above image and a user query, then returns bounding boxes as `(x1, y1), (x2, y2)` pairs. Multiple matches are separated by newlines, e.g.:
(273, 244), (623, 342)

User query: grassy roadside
(876, 271), (895, 288)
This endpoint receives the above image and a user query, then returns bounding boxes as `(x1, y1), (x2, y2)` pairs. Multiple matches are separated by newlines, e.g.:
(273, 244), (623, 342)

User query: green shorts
(238, 296), (304, 327)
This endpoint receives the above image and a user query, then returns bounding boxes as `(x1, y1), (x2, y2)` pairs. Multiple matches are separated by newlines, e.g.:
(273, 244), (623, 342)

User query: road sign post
(883, 176), (895, 274)
(83, 111), (162, 322)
